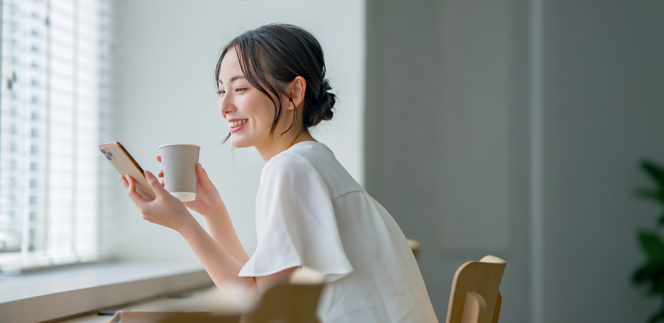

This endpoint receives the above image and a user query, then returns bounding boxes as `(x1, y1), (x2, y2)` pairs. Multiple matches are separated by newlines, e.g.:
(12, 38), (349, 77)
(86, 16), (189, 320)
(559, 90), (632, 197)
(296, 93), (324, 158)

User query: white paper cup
(158, 144), (200, 202)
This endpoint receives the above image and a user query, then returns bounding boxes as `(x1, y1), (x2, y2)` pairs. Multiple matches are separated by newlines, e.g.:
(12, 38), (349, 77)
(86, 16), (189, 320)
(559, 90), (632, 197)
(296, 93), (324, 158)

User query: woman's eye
(235, 88), (246, 92)
(217, 90), (225, 95)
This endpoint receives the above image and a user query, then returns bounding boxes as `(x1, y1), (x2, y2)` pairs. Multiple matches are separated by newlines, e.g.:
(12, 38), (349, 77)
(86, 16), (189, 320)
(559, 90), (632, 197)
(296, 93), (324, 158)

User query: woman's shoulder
(263, 142), (320, 175)
(262, 141), (363, 198)
(264, 141), (329, 172)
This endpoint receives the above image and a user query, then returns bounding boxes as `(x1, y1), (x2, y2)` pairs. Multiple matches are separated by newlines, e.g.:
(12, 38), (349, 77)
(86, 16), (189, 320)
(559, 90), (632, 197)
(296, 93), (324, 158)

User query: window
(0, 0), (111, 272)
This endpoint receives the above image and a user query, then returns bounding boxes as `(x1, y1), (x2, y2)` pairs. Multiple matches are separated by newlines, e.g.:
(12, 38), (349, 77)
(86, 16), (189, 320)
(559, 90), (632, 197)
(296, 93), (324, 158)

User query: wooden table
(57, 285), (219, 323)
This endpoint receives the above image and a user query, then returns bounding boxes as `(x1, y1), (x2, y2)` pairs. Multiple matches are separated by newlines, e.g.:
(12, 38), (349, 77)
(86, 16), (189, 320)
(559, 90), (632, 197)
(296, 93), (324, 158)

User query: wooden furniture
(112, 311), (240, 323)
(445, 255), (506, 323)
(407, 239), (421, 260)
(103, 267), (326, 323)
(242, 283), (323, 323)
(242, 267), (325, 323)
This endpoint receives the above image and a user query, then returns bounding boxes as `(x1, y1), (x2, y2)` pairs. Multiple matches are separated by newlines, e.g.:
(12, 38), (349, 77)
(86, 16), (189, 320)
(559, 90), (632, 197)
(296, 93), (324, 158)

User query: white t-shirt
(239, 141), (438, 323)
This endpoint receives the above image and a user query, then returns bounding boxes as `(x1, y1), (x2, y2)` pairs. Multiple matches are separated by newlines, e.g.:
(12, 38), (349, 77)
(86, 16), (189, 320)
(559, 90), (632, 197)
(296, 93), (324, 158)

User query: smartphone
(99, 142), (156, 201)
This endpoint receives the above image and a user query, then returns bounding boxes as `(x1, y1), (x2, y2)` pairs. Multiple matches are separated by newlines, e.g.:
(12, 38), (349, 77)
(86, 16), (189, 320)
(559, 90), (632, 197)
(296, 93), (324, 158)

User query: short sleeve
(238, 154), (353, 282)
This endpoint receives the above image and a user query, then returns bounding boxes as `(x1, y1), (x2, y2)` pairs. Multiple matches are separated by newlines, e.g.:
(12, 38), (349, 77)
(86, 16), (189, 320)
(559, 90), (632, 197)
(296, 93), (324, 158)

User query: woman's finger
(144, 170), (169, 197)
(119, 176), (128, 189)
(125, 175), (147, 207)
(197, 164), (214, 188)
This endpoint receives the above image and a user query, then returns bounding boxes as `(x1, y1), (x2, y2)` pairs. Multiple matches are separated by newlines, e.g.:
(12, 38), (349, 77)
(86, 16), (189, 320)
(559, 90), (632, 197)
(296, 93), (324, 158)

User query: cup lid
(158, 144), (201, 149)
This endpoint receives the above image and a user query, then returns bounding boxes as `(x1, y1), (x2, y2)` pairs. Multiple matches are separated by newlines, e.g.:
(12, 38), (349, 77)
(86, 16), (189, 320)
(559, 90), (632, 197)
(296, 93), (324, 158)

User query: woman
(120, 24), (438, 322)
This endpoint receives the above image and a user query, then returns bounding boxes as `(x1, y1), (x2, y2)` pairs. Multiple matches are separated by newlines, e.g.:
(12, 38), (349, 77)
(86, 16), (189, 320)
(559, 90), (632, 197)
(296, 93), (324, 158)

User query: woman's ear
(287, 76), (306, 111)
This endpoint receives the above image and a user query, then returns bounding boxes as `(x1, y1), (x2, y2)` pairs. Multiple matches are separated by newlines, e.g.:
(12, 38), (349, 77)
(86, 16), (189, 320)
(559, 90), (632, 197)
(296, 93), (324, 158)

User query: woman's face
(218, 49), (284, 148)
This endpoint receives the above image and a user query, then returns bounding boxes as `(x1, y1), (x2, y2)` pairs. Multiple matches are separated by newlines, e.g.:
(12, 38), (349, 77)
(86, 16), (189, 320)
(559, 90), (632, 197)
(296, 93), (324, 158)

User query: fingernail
(145, 171), (154, 179)
(118, 177), (123, 182)
(125, 175), (130, 181)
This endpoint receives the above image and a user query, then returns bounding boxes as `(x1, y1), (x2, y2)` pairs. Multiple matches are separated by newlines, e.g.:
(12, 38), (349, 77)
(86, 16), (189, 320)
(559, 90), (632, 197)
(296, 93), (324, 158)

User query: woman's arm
(121, 171), (295, 292)
(202, 203), (250, 264)
(179, 217), (298, 292)
(156, 158), (249, 264)
(178, 215), (255, 287)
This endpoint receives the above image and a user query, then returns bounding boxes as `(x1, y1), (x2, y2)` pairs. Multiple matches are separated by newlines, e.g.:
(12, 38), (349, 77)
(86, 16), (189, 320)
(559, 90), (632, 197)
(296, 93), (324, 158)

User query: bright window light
(0, 0), (111, 273)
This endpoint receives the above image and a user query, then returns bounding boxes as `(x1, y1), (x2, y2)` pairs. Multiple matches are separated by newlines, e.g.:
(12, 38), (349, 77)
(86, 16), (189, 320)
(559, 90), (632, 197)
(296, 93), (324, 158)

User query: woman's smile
(227, 119), (248, 132)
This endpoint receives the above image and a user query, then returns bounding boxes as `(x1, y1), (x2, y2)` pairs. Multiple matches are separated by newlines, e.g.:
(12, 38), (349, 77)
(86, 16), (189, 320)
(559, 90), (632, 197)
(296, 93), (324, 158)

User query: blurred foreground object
(243, 266), (325, 323)
(446, 255), (506, 323)
(107, 267), (325, 323)
(632, 159), (664, 323)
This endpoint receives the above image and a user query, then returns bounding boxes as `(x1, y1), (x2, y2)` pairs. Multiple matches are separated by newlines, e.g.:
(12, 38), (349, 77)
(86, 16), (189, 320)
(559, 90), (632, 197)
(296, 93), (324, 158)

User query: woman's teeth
(229, 120), (247, 128)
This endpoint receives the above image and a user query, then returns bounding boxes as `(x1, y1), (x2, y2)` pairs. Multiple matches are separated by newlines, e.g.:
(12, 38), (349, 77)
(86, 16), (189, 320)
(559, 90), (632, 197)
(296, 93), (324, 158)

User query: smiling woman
(120, 24), (437, 322)
(214, 24), (335, 160)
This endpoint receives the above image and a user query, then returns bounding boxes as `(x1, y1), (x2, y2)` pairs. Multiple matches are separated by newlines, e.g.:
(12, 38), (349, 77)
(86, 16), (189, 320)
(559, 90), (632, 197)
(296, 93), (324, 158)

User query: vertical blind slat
(0, 0), (107, 270)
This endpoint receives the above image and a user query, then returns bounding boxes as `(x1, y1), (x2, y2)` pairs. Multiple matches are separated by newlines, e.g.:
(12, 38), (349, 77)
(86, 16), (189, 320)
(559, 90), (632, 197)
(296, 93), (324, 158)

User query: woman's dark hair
(215, 24), (336, 140)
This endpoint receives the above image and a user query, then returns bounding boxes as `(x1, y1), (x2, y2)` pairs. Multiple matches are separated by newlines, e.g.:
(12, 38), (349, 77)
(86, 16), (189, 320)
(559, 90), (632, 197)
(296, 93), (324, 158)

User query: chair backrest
(150, 282), (324, 323)
(242, 283), (323, 323)
(445, 255), (506, 323)
(143, 268), (325, 323)
(242, 267), (325, 323)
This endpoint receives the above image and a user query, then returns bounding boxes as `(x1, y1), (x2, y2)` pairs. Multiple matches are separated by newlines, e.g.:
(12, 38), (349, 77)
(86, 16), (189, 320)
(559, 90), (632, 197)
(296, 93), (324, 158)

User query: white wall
(538, 1), (664, 322)
(103, 0), (365, 260)
(366, 1), (530, 320)
(366, 0), (664, 322)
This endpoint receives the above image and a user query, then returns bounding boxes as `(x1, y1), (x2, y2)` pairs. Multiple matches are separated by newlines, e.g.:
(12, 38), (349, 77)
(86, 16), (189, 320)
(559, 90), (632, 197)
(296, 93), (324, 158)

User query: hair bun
(304, 80), (336, 128)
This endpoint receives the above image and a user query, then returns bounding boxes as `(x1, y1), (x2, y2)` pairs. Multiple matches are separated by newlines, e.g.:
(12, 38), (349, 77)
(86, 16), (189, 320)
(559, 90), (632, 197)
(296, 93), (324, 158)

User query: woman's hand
(156, 156), (224, 217)
(120, 171), (193, 232)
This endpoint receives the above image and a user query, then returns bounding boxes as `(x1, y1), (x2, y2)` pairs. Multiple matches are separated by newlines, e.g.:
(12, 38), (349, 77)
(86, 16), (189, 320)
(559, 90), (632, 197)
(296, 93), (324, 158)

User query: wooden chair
(445, 255), (506, 323)
(116, 267), (325, 323)
(407, 239), (421, 260)
(242, 267), (325, 323)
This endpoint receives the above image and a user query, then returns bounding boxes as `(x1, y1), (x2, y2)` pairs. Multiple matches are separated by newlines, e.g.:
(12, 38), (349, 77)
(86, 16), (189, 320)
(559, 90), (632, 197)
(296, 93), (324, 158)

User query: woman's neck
(255, 129), (316, 163)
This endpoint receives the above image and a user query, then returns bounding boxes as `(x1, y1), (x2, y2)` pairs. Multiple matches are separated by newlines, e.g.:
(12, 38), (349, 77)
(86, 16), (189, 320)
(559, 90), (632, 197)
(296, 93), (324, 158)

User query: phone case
(99, 142), (156, 201)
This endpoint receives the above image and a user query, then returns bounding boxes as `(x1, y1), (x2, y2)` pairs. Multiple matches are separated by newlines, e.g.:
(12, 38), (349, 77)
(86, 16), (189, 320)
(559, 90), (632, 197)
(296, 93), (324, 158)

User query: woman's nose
(219, 94), (234, 116)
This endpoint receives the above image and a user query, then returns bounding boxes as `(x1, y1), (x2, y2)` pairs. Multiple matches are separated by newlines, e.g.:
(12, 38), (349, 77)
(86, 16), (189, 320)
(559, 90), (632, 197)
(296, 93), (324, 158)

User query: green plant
(633, 159), (664, 323)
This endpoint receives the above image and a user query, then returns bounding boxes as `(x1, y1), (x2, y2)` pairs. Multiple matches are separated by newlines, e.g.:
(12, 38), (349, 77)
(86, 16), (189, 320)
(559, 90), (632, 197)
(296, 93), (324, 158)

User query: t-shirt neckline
(290, 140), (319, 149)
(264, 140), (322, 168)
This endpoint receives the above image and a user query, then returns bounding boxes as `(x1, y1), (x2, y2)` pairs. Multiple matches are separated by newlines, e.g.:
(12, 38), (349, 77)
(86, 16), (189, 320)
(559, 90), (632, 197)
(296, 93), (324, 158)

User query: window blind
(0, 0), (111, 272)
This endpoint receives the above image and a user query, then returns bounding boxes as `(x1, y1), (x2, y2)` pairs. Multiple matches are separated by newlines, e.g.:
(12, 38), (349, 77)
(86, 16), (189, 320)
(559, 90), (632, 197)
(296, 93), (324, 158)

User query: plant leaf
(641, 159), (664, 188)
(638, 229), (664, 265)
(636, 188), (661, 199)
(649, 313), (664, 323)
(633, 263), (658, 284)
(649, 307), (664, 323)
(635, 188), (664, 205)
(651, 274), (664, 295)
